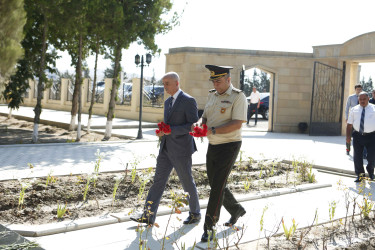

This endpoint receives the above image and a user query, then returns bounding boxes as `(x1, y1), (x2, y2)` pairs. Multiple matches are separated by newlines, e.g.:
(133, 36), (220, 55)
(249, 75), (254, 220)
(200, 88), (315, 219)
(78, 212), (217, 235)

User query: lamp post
(135, 53), (152, 139)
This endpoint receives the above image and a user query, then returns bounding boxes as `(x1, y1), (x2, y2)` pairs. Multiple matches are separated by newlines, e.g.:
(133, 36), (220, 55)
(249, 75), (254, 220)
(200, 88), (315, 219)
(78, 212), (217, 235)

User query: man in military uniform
(194, 65), (248, 242)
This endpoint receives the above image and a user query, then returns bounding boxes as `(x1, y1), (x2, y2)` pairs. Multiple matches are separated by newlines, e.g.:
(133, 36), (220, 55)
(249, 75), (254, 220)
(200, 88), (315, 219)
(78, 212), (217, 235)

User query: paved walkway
(0, 104), (368, 250)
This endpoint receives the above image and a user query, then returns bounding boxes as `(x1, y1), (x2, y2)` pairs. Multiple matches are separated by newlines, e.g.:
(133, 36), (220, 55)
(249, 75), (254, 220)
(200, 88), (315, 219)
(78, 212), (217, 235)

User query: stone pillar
(60, 79), (68, 106)
(131, 78), (140, 113)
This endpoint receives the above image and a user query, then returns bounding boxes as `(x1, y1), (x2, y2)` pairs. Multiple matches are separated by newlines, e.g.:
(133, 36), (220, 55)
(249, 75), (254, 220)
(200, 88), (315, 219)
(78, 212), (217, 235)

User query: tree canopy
(0, 0), (26, 86)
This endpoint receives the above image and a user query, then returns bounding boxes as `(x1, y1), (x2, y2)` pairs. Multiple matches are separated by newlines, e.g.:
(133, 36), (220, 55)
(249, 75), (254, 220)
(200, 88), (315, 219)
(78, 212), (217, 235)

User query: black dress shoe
(183, 212), (201, 224)
(224, 209), (246, 227)
(130, 215), (153, 225)
(369, 173), (375, 180)
(201, 230), (214, 242)
(354, 175), (365, 183)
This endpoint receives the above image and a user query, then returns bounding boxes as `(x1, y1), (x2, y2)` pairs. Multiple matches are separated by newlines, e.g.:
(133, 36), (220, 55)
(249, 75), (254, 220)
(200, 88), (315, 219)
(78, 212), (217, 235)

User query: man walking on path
(346, 91), (375, 182)
(247, 86), (260, 125)
(345, 84), (362, 121)
(130, 72), (201, 225)
(196, 65), (247, 242)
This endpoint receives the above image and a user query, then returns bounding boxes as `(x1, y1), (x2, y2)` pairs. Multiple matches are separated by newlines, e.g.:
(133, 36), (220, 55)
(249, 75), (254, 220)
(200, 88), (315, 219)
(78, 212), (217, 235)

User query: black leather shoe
(354, 174), (365, 183)
(201, 230), (214, 242)
(183, 212), (201, 224)
(366, 166), (374, 180)
(224, 209), (246, 227)
(130, 215), (153, 225)
(369, 173), (375, 180)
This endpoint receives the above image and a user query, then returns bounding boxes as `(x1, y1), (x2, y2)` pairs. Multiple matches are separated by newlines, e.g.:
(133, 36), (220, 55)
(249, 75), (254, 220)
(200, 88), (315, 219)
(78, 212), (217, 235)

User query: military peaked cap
(205, 65), (233, 80)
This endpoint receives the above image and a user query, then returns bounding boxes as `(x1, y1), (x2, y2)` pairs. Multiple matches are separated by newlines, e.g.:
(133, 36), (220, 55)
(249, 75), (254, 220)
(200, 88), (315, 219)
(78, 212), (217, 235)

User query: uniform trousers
(352, 131), (375, 177)
(204, 141), (244, 230)
(143, 147), (200, 223)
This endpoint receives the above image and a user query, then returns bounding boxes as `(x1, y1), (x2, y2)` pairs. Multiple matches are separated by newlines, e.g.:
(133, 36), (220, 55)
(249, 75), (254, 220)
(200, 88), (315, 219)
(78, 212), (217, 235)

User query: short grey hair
(162, 72), (180, 82)
(359, 91), (369, 97)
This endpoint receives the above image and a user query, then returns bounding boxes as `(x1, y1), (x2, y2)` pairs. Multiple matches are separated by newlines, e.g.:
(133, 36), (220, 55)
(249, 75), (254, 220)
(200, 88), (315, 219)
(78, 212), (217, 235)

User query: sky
(55, 0), (375, 82)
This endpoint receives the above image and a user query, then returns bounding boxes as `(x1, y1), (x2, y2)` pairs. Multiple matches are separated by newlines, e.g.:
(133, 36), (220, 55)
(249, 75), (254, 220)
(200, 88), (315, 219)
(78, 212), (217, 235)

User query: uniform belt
(354, 130), (375, 136)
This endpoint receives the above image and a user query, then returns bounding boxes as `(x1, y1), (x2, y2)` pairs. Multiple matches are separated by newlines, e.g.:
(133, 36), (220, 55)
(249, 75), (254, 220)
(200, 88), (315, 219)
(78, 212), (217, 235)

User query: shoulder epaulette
(209, 89), (216, 93)
(232, 87), (242, 93)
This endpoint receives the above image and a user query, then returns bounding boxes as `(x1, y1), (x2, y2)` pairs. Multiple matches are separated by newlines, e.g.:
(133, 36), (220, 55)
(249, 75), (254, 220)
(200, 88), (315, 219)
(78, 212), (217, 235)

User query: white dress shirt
(348, 103), (375, 133)
(171, 89), (181, 107)
(249, 91), (260, 104)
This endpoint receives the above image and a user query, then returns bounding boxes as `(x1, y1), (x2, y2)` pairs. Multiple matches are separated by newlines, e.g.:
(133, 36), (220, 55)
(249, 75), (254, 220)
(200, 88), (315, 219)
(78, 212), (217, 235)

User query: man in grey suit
(130, 72), (201, 225)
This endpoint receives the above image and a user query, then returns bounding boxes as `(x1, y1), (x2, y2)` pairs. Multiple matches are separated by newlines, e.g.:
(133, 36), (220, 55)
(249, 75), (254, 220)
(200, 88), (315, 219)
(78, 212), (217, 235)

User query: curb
(281, 160), (357, 177)
(8, 182), (331, 237)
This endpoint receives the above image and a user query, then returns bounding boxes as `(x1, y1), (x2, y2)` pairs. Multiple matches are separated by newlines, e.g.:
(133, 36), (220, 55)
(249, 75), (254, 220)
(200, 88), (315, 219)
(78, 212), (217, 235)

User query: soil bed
(0, 116), (124, 144)
(0, 161), (314, 225)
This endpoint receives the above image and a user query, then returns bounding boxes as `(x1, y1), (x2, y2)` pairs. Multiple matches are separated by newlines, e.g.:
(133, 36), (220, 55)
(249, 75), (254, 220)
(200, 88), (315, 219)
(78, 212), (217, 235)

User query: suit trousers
(249, 103), (258, 124)
(204, 141), (243, 230)
(143, 148), (200, 223)
(352, 131), (375, 177)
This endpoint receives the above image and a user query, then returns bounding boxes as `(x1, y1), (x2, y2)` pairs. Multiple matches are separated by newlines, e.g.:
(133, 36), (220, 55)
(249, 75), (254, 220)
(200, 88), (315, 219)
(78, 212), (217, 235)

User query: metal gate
(309, 62), (346, 136)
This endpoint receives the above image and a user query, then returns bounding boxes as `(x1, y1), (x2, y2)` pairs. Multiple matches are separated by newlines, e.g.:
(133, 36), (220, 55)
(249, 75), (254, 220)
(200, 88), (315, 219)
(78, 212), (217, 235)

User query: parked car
(247, 93), (269, 120)
(144, 85), (164, 100)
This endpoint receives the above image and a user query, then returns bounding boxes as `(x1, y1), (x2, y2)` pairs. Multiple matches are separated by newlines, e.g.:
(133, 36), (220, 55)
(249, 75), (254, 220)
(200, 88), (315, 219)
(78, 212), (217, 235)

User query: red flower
(190, 125), (207, 138)
(156, 122), (171, 135)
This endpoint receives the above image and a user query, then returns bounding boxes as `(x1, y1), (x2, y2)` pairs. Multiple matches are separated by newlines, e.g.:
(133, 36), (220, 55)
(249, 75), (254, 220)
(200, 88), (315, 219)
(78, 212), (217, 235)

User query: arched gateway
(165, 31), (375, 135)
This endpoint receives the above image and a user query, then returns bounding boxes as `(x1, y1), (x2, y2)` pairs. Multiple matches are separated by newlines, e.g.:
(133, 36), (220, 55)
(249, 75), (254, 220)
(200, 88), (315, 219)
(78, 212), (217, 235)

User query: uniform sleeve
(347, 107), (354, 125)
(232, 93), (247, 121)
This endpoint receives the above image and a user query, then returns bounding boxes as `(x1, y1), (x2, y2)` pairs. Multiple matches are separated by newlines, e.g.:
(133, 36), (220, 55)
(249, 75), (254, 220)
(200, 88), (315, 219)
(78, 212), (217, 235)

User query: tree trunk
(103, 44), (122, 140)
(76, 34), (83, 142)
(33, 16), (48, 143)
(8, 108), (12, 119)
(87, 39), (100, 134)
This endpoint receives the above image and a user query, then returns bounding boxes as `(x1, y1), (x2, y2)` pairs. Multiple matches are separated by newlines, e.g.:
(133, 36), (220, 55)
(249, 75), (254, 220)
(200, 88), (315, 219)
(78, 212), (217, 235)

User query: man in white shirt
(346, 91), (375, 182)
(247, 87), (260, 125)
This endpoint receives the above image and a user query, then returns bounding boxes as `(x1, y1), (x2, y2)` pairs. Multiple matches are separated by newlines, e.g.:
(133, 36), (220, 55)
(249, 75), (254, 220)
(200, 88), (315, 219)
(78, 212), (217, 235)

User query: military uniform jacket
(202, 84), (247, 145)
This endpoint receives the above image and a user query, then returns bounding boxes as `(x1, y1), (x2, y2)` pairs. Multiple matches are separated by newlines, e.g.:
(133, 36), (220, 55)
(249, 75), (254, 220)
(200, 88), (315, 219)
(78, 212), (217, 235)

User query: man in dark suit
(130, 72), (201, 225)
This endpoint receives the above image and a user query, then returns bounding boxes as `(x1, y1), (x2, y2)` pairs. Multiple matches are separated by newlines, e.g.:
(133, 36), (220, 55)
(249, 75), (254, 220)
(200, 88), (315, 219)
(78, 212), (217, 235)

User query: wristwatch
(211, 127), (216, 135)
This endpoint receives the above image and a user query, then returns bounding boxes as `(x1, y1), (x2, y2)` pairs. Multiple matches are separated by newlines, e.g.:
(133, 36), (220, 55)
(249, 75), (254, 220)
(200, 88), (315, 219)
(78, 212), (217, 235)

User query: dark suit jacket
(160, 91), (198, 156)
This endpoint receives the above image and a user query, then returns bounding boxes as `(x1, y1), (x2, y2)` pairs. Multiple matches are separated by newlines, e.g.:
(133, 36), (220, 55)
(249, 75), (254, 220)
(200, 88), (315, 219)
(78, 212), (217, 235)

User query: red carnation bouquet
(156, 122), (171, 147)
(190, 124), (208, 142)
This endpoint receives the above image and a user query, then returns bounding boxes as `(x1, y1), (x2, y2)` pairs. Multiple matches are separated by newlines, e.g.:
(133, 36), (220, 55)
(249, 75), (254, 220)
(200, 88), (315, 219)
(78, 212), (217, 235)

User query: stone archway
(165, 31), (375, 135)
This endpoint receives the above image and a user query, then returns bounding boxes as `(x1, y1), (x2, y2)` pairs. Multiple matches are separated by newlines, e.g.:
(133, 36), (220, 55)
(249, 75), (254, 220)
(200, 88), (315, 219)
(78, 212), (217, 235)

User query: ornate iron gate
(309, 62), (346, 136)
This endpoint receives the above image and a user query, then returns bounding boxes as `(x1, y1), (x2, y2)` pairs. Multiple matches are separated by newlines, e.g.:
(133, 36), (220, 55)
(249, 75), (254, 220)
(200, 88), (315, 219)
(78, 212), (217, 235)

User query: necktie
(168, 97), (174, 113)
(359, 107), (365, 134)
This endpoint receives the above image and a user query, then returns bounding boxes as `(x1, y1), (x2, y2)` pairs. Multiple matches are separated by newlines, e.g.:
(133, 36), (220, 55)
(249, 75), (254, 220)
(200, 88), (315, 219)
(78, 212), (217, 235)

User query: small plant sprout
(307, 165), (316, 183)
(57, 203), (68, 219)
(161, 191), (189, 249)
(112, 175), (123, 206)
(260, 205), (268, 235)
(358, 197), (374, 218)
(83, 172), (95, 201)
(18, 178), (36, 209)
(138, 169), (153, 199)
(243, 177), (251, 191)
(248, 156), (254, 166)
(45, 170), (57, 187)
(329, 200), (337, 221)
(94, 149), (105, 174)
(282, 218), (297, 240)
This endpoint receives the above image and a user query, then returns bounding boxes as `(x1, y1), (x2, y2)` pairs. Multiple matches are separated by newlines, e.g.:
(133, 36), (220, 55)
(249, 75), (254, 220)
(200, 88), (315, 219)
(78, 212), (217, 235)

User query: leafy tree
(360, 76), (373, 93)
(103, 0), (180, 140)
(25, 0), (60, 143)
(244, 68), (270, 95)
(86, 0), (112, 133)
(0, 0), (26, 87)
(55, 0), (92, 141)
